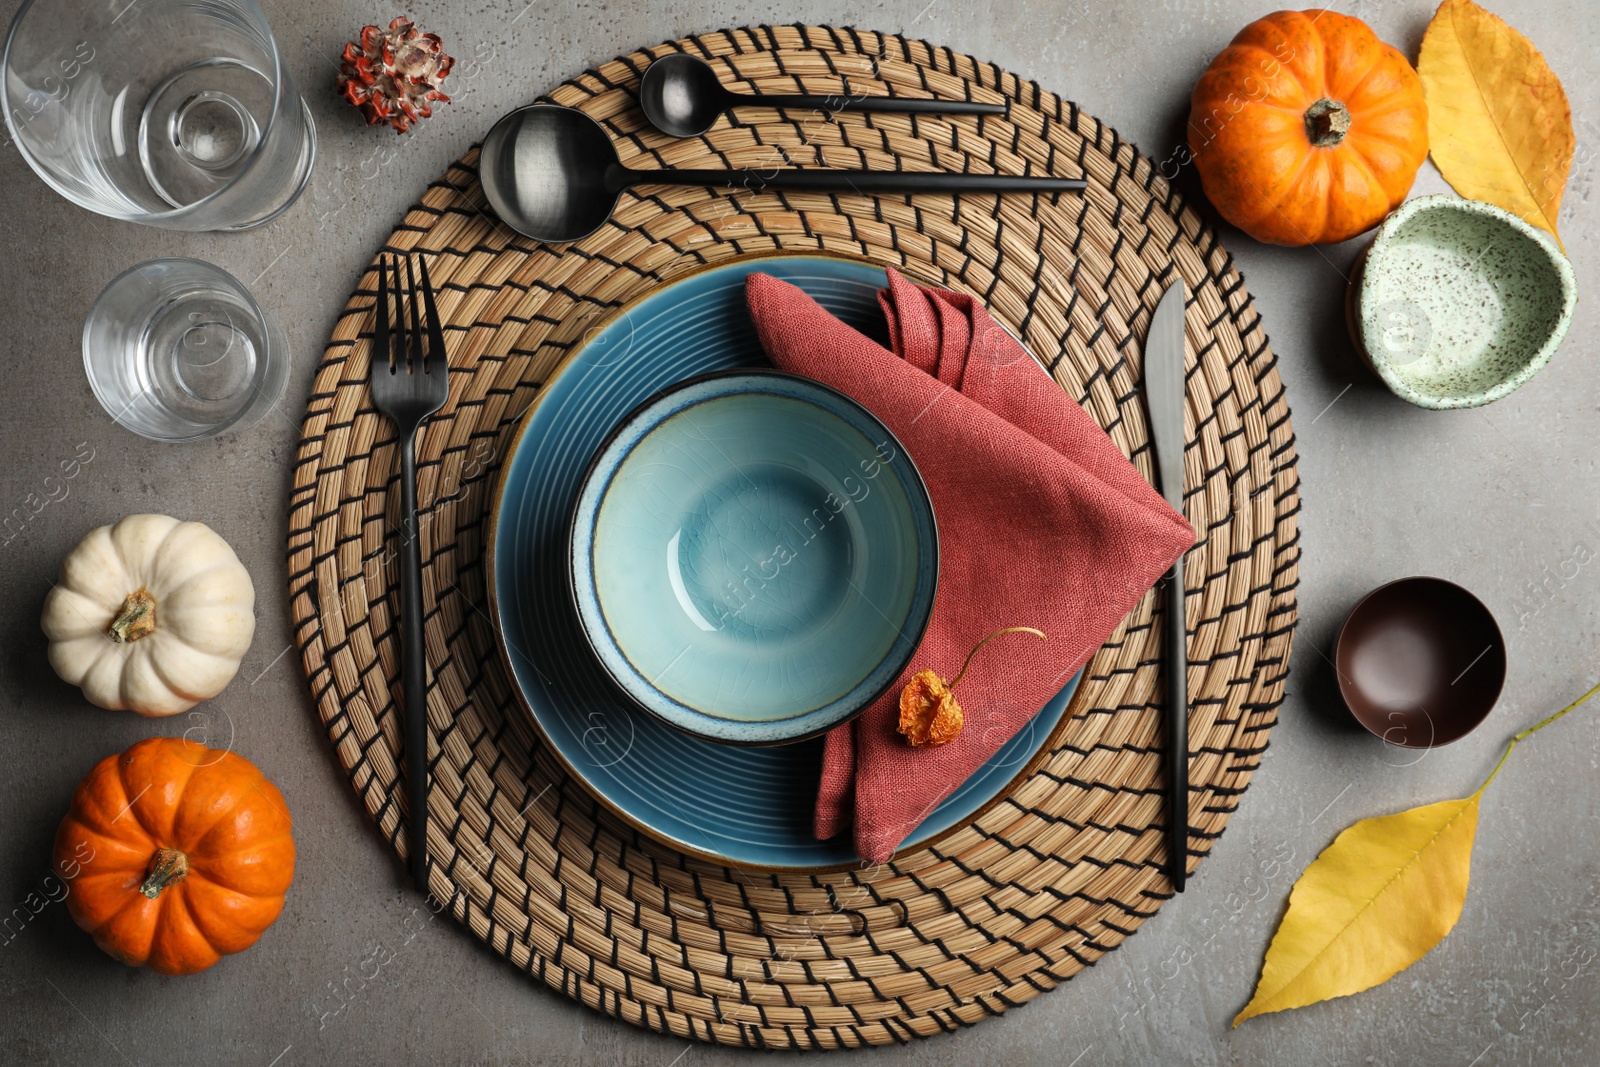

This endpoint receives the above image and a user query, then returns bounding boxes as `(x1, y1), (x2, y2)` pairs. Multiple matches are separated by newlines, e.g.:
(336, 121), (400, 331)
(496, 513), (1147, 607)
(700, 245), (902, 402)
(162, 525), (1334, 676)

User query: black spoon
(638, 53), (1008, 138)
(478, 105), (1086, 245)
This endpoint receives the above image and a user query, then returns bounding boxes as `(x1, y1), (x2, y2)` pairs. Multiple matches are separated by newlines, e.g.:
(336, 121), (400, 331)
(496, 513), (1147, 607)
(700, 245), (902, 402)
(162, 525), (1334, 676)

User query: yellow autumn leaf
(1232, 795), (1479, 1025)
(1235, 680), (1600, 1026)
(1418, 0), (1574, 246)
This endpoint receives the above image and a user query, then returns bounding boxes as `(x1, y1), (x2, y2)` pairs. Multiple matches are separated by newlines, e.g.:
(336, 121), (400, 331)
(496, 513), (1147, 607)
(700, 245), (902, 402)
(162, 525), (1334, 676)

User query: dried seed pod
(337, 17), (454, 134)
(896, 627), (1047, 748)
(898, 669), (965, 747)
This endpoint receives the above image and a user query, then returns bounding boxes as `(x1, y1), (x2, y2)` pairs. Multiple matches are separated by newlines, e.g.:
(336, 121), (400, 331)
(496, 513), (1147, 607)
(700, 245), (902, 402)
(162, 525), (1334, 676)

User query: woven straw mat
(286, 25), (1301, 1050)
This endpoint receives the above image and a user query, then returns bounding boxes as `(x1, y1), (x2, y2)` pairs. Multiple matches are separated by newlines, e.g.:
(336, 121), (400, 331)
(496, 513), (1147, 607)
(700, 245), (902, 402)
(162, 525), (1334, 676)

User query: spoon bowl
(638, 54), (730, 138)
(479, 104), (623, 244)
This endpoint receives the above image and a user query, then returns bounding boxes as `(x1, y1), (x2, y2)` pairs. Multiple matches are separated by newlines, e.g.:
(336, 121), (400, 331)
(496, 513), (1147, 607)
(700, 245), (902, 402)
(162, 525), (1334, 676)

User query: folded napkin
(745, 269), (1195, 862)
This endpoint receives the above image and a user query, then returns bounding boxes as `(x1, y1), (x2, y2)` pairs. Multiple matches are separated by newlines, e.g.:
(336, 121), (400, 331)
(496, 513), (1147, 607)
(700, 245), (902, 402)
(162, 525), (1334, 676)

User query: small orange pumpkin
(1188, 9), (1428, 246)
(53, 737), (295, 976)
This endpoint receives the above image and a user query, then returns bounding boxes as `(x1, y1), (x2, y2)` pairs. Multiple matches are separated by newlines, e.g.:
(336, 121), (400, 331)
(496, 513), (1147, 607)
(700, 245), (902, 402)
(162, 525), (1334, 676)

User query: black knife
(1143, 278), (1191, 892)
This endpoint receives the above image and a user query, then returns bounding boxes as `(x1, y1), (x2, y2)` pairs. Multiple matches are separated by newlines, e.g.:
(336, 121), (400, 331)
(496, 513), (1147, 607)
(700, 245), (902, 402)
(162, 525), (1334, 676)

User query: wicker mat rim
(286, 23), (1300, 1051)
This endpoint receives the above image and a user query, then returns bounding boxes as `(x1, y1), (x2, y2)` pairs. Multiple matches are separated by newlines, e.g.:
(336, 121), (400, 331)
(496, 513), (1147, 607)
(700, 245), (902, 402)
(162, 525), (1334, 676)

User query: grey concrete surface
(2, 1), (1597, 1064)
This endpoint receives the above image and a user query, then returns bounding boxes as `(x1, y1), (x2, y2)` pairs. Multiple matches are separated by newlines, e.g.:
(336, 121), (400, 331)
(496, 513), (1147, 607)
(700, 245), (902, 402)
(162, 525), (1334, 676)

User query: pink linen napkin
(745, 269), (1194, 863)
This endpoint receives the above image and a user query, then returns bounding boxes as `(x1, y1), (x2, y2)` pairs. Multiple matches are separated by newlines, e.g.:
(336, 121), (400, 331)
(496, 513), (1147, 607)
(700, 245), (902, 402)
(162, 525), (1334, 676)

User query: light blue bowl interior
(493, 254), (1081, 867)
(572, 372), (937, 744)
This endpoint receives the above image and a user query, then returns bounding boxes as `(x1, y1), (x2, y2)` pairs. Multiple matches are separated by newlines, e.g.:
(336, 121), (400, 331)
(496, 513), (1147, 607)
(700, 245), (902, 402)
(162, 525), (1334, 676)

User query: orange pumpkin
(53, 737), (294, 976)
(1188, 9), (1428, 246)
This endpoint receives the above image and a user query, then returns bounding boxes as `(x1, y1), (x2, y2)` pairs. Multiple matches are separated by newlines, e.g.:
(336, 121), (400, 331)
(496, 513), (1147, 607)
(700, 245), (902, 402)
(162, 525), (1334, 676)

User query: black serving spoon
(478, 105), (1086, 244)
(638, 53), (1008, 138)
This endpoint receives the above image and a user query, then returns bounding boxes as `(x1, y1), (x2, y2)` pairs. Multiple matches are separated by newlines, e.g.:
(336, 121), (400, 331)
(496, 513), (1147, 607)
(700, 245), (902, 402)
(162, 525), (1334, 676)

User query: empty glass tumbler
(2, 0), (316, 230)
(83, 258), (289, 440)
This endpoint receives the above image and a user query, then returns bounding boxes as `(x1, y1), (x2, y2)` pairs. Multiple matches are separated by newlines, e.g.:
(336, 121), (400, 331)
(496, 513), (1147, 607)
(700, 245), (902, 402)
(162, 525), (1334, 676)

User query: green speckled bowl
(1348, 195), (1576, 410)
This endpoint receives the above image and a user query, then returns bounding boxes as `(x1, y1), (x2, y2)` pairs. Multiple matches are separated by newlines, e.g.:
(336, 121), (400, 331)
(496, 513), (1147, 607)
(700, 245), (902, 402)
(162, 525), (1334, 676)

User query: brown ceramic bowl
(1334, 577), (1507, 748)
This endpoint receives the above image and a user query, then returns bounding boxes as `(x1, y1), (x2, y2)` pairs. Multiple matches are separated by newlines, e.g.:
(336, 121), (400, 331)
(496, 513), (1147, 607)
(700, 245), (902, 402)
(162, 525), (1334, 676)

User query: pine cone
(336, 17), (454, 134)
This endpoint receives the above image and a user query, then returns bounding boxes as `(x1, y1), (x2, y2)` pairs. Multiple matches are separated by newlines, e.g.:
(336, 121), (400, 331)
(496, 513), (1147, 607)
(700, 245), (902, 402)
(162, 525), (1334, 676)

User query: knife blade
(1143, 277), (1191, 892)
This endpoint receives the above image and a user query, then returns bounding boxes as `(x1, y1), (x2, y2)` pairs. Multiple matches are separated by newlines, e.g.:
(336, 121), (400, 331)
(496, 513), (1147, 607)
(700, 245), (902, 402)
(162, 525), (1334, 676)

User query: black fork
(370, 253), (451, 894)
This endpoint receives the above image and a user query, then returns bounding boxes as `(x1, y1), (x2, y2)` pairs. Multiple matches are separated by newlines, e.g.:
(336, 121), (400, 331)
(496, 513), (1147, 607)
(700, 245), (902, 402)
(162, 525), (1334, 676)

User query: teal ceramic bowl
(1348, 194), (1577, 410)
(570, 369), (938, 746)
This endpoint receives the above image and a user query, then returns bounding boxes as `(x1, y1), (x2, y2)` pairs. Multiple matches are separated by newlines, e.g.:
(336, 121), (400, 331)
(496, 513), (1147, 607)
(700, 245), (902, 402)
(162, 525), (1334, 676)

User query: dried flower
(898, 669), (965, 747)
(897, 627), (1046, 748)
(337, 17), (454, 134)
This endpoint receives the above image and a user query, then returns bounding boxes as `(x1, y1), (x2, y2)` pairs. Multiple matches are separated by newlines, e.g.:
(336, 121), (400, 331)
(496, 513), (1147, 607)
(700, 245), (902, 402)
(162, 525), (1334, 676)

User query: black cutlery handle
(740, 92), (1008, 118)
(1167, 553), (1189, 892)
(632, 168), (1086, 195)
(399, 433), (430, 895)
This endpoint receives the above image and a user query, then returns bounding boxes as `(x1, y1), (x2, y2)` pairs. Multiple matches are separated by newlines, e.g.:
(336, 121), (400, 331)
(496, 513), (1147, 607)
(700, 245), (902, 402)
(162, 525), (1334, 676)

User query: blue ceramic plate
(570, 370), (939, 746)
(489, 253), (1082, 868)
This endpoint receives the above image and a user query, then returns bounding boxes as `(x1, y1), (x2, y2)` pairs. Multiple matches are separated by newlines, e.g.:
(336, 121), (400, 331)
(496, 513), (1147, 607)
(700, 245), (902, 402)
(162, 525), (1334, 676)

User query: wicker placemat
(287, 25), (1299, 1049)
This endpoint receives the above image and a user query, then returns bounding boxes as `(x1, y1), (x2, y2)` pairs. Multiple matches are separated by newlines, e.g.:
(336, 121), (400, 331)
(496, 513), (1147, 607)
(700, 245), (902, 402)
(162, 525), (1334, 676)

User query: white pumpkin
(42, 514), (256, 716)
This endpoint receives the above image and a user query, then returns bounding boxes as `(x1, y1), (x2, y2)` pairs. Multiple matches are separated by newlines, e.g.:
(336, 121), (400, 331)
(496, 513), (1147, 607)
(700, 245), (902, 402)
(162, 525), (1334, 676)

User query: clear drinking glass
(3, 0), (316, 230)
(84, 258), (289, 440)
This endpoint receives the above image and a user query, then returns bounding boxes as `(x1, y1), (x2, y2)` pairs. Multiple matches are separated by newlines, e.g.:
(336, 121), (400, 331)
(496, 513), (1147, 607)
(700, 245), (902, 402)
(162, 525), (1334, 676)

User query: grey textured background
(1, 1), (1596, 1064)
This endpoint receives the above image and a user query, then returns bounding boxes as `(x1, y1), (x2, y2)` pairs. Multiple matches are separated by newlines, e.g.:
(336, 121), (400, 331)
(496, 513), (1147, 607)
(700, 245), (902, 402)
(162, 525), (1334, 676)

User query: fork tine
(374, 254), (391, 373)
(417, 254), (447, 375)
(390, 254), (409, 373)
(405, 254), (425, 376)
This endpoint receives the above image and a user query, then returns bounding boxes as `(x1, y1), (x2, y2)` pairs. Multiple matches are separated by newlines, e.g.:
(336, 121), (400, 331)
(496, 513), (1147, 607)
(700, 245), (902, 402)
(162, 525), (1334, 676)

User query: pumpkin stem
(1304, 98), (1351, 148)
(140, 848), (190, 899)
(108, 588), (157, 643)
